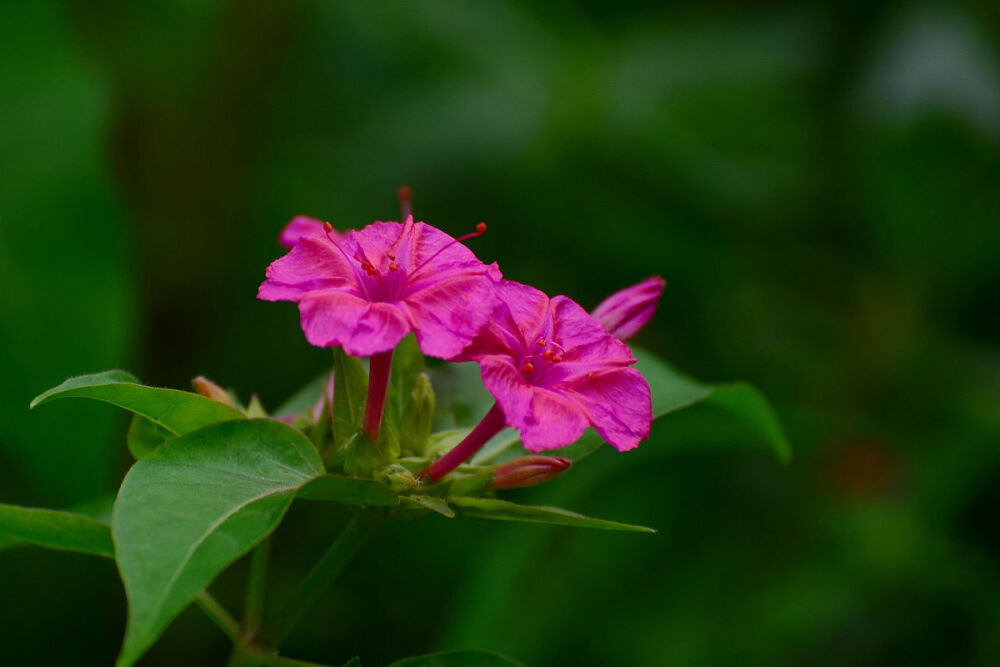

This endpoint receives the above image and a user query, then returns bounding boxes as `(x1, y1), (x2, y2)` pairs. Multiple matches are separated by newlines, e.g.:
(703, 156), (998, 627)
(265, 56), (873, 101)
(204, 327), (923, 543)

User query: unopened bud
(192, 376), (235, 407)
(400, 373), (435, 455)
(591, 276), (665, 341)
(490, 456), (571, 489)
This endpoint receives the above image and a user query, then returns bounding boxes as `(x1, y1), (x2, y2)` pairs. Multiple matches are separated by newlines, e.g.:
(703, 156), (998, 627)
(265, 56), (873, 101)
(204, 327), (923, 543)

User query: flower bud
(490, 456), (572, 489)
(591, 276), (665, 341)
(192, 376), (235, 407)
(400, 373), (435, 455)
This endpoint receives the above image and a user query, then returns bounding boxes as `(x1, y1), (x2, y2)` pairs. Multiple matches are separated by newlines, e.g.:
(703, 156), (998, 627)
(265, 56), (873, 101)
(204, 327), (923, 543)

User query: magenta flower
(260, 217), (498, 358)
(278, 215), (341, 249)
(591, 276), (665, 341)
(423, 280), (652, 481)
(260, 210), (499, 439)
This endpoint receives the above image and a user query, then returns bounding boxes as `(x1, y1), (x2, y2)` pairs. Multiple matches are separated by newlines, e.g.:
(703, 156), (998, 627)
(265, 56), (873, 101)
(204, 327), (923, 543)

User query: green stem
(242, 538), (270, 637)
(195, 591), (240, 641)
(259, 513), (375, 648)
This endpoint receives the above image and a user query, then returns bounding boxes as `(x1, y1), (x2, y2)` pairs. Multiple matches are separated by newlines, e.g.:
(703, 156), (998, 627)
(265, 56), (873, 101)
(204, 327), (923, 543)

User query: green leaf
(31, 370), (245, 437)
(402, 495), (456, 518)
(450, 497), (655, 533)
(632, 347), (714, 417)
(0, 503), (114, 558)
(700, 382), (791, 462)
(332, 348), (368, 449)
(298, 474), (399, 507)
(113, 419), (323, 667)
(126, 415), (173, 459)
(273, 369), (331, 420)
(388, 650), (526, 666)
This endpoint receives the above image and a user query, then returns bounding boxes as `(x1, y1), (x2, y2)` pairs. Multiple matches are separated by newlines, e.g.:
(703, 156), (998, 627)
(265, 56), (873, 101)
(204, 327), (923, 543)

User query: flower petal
(278, 216), (339, 249)
(549, 295), (635, 366)
(561, 367), (652, 451)
(478, 357), (589, 452)
(298, 290), (410, 357)
(259, 237), (358, 302)
(402, 273), (498, 359)
(479, 357), (533, 424)
(519, 388), (590, 452)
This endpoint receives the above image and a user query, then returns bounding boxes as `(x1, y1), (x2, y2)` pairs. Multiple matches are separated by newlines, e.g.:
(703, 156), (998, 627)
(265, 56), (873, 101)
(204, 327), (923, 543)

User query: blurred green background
(3, 1), (1000, 665)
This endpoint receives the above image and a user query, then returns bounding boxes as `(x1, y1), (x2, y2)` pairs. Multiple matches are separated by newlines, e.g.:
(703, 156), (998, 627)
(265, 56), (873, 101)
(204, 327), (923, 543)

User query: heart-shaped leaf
(298, 474), (398, 507)
(31, 370), (245, 439)
(450, 497), (654, 533)
(388, 650), (526, 666)
(113, 419), (323, 667)
(0, 503), (113, 558)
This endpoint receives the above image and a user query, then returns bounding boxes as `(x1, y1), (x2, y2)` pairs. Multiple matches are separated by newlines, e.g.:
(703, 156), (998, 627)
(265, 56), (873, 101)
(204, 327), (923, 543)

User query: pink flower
(259, 217), (499, 360)
(591, 276), (665, 341)
(278, 216), (340, 249)
(423, 280), (652, 481)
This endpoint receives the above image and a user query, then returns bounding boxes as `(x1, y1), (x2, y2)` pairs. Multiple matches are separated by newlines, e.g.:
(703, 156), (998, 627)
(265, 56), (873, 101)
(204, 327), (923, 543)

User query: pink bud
(490, 456), (572, 489)
(591, 276), (665, 341)
(192, 376), (235, 407)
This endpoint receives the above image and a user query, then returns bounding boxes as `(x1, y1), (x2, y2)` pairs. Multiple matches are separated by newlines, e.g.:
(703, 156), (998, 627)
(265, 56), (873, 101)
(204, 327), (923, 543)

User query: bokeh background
(3, 1), (1000, 665)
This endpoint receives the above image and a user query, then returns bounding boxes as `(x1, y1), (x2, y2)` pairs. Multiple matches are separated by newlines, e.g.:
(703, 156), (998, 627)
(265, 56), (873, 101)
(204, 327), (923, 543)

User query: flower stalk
(422, 403), (506, 481)
(362, 349), (393, 441)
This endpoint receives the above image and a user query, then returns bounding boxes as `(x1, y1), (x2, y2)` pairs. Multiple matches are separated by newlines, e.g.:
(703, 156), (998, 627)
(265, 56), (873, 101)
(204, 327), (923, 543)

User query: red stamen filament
(523, 362), (534, 373)
(407, 221), (488, 277)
